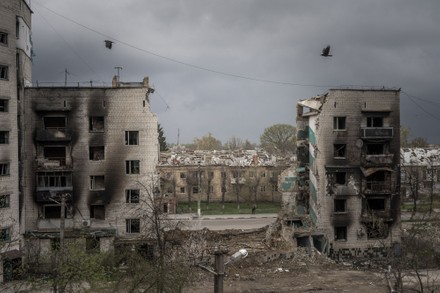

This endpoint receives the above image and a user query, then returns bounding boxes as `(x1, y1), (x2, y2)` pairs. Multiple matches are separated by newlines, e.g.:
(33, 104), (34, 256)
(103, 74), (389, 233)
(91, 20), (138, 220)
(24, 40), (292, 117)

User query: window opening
(0, 65), (8, 80)
(0, 194), (11, 208)
(334, 226), (347, 241)
(333, 144), (346, 158)
(89, 116), (104, 132)
(334, 199), (346, 213)
(0, 131), (9, 144)
(367, 117), (383, 127)
(126, 160), (140, 174)
(335, 172), (346, 185)
(44, 116), (66, 129)
(0, 99), (8, 112)
(333, 117), (346, 130)
(90, 205), (105, 220)
(126, 219), (140, 233)
(125, 131), (139, 145)
(126, 189), (140, 203)
(89, 146), (105, 160)
(90, 175), (105, 190)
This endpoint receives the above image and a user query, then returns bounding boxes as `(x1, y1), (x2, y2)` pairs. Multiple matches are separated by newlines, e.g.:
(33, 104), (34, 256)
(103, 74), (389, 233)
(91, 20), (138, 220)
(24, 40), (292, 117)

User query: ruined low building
(158, 149), (292, 210)
(293, 88), (401, 259)
(21, 77), (159, 257)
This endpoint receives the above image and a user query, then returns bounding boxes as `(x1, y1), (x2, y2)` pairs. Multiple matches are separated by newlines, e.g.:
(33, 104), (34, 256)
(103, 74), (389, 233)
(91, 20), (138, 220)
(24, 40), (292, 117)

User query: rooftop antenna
(177, 128), (180, 145)
(64, 68), (70, 87)
(114, 66), (123, 85)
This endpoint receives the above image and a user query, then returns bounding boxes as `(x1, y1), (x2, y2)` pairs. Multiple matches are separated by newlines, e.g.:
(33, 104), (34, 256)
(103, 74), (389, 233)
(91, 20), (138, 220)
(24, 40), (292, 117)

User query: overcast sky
(30, 0), (440, 145)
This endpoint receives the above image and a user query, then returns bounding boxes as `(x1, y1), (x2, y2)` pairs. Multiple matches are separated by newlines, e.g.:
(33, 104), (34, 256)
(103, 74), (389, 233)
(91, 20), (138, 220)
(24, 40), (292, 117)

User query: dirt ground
(185, 228), (389, 293)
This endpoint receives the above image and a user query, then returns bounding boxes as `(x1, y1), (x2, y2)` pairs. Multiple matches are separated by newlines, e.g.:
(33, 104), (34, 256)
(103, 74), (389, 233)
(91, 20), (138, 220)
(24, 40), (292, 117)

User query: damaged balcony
(361, 197), (393, 223)
(362, 153), (394, 167)
(37, 218), (74, 231)
(360, 127), (393, 139)
(36, 128), (73, 142)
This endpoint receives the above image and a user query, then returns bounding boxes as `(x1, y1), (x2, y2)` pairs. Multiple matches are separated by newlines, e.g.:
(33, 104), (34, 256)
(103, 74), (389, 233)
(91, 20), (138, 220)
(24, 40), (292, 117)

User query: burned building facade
(0, 0), (32, 283)
(21, 78), (159, 255)
(158, 150), (290, 208)
(295, 89), (401, 258)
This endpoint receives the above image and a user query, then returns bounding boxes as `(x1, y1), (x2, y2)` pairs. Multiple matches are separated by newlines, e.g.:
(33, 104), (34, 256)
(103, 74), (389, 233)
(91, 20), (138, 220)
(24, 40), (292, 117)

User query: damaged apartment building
(290, 88), (401, 259)
(158, 149), (292, 210)
(21, 77), (159, 260)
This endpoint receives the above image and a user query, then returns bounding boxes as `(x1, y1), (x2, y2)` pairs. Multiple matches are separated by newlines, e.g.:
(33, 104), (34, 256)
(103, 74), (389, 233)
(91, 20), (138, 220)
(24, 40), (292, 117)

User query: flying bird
(104, 40), (113, 49)
(321, 45), (332, 57)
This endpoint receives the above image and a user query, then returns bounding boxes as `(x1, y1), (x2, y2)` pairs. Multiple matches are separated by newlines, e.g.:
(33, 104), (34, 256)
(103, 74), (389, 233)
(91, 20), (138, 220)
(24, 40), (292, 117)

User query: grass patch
(176, 201), (281, 215)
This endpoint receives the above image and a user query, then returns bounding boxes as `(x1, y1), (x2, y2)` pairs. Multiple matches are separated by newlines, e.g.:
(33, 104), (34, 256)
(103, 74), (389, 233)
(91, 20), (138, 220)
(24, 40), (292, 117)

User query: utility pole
(60, 194), (66, 248)
(114, 66), (123, 86)
(197, 163), (201, 218)
(214, 250), (226, 293)
(64, 68), (70, 87)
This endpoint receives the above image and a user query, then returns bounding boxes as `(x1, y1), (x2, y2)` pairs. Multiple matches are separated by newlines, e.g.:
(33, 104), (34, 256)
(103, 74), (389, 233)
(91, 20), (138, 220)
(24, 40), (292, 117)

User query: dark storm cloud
(31, 0), (440, 144)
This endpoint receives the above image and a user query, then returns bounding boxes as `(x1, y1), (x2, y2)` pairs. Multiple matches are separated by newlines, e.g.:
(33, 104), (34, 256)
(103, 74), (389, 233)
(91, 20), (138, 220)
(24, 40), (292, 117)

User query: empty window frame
(126, 189), (140, 203)
(0, 32), (8, 45)
(0, 65), (8, 80)
(44, 146), (66, 164)
(0, 194), (10, 208)
(89, 116), (104, 132)
(334, 199), (346, 213)
(367, 116), (383, 127)
(180, 187), (185, 193)
(334, 226), (347, 241)
(126, 219), (140, 233)
(90, 205), (105, 220)
(0, 99), (8, 112)
(0, 163), (10, 176)
(333, 144), (346, 158)
(260, 171), (266, 177)
(192, 186), (199, 194)
(180, 172), (186, 179)
(366, 143), (385, 155)
(0, 227), (11, 242)
(44, 116), (66, 129)
(126, 160), (140, 174)
(90, 175), (105, 190)
(335, 172), (346, 185)
(333, 117), (346, 130)
(125, 131), (139, 145)
(366, 222), (388, 239)
(260, 186), (266, 192)
(89, 146), (105, 160)
(0, 131), (9, 144)
(43, 205), (67, 219)
(366, 198), (386, 211)
(37, 172), (72, 188)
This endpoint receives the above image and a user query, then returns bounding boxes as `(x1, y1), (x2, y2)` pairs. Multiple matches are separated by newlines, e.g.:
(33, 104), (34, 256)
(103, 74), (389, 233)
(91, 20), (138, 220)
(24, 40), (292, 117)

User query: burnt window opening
(0, 32), (8, 45)
(192, 186), (199, 194)
(0, 194), (10, 208)
(335, 172), (346, 185)
(367, 116), (383, 127)
(367, 171), (386, 182)
(126, 189), (140, 203)
(365, 222), (388, 239)
(126, 160), (140, 174)
(286, 219), (303, 228)
(366, 198), (386, 211)
(37, 172), (72, 188)
(1, 228), (11, 242)
(366, 143), (385, 155)
(0, 99), (8, 112)
(138, 244), (154, 261)
(163, 203), (169, 213)
(44, 146), (66, 165)
(334, 199), (347, 213)
(125, 131), (139, 145)
(0, 131), (9, 144)
(0, 65), (8, 80)
(89, 116), (104, 132)
(86, 238), (100, 252)
(333, 117), (346, 130)
(260, 171), (266, 177)
(334, 226), (347, 241)
(0, 163), (10, 176)
(89, 146), (105, 161)
(44, 116), (66, 129)
(43, 205), (67, 219)
(333, 144), (346, 158)
(90, 205), (105, 220)
(90, 175), (105, 190)
(180, 172), (186, 179)
(180, 187), (185, 193)
(126, 219), (140, 233)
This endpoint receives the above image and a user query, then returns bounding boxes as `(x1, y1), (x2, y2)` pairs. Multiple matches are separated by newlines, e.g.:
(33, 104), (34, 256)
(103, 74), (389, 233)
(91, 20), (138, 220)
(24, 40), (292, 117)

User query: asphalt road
(169, 214), (278, 230)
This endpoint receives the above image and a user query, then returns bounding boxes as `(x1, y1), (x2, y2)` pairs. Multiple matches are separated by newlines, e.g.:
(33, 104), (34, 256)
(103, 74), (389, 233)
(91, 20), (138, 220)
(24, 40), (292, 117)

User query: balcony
(36, 158), (72, 170)
(36, 128), (72, 142)
(362, 154), (394, 166)
(36, 188), (73, 202)
(37, 218), (73, 231)
(360, 127), (393, 139)
(364, 181), (392, 194)
(231, 178), (246, 184)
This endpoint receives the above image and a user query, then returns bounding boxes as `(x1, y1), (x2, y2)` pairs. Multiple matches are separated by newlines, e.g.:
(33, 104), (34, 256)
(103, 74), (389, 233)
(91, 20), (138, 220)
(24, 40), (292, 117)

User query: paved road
(168, 213), (278, 230)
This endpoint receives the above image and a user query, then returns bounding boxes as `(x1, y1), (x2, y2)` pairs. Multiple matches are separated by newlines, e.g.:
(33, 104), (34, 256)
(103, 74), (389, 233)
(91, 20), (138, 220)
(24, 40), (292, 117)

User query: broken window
(0, 194), (10, 208)
(367, 116), (383, 127)
(90, 175), (105, 190)
(365, 222), (388, 239)
(0, 131), (9, 144)
(37, 172), (72, 188)
(334, 226), (347, 241)
(260, 186), (266, 192)
(180, 172), (186, 179)
(192, 186), (199, 194)
(0, 163), (10, 176)
(89, 116), (104, 132)
(43, 205), (67, 219)
(366, 143), (385, 155)
(44, 116), (66, 129)
(44, 146), (66, 165)
(0, 65), (8, 80)
(335, 172), (346, 185)
(333, 144), (346, 158)
(366, 198), (385, 211)
(90, 205), (105, 220)
(0, 99), (8, 112)
(180, 187), (185, 193)
(125, 131), (139, 145)
(0, 227), (11, 242)
(0, 32), (8, 45)
(333, 117), (346, 130)
(334, 199), (346, 213)
(126, 160), (140, 174)
(126, 189), (140, 203)
(126, 219), (140, 233)
(89, 146), (105, 160)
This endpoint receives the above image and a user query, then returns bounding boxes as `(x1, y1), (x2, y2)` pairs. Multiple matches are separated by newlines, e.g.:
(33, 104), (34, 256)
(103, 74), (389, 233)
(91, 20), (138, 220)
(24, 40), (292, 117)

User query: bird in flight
(104, 40), (113, 49)
(321, 45), (332, 57)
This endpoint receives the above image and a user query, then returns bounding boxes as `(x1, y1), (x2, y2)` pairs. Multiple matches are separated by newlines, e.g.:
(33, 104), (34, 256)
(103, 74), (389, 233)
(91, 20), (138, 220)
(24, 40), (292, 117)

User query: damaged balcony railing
(360, 127), (394, 139)
(365, 181), (392, 193)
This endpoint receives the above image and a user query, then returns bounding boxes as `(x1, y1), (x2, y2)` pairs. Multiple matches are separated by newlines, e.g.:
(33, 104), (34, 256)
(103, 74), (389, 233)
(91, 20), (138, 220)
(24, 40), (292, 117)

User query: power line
(402, 91), (440, 122)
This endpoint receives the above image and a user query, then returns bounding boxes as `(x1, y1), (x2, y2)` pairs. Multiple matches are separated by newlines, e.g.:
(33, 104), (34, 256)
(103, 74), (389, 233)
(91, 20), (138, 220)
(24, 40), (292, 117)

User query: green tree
(411, 137), (429, 148)
(400, 126), (410, 147)
(193, 133), (222, 150)
(260, 124), (296, 155)
(158, 124), (168, 151)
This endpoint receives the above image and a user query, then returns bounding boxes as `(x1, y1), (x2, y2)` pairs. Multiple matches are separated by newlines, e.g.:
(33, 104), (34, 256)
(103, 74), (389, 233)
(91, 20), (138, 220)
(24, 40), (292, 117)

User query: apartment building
(0, 0), (32, 282)
(21, 78), (159, 259)
(158, 149), (290, 210)
(295, 88), (401, 258)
